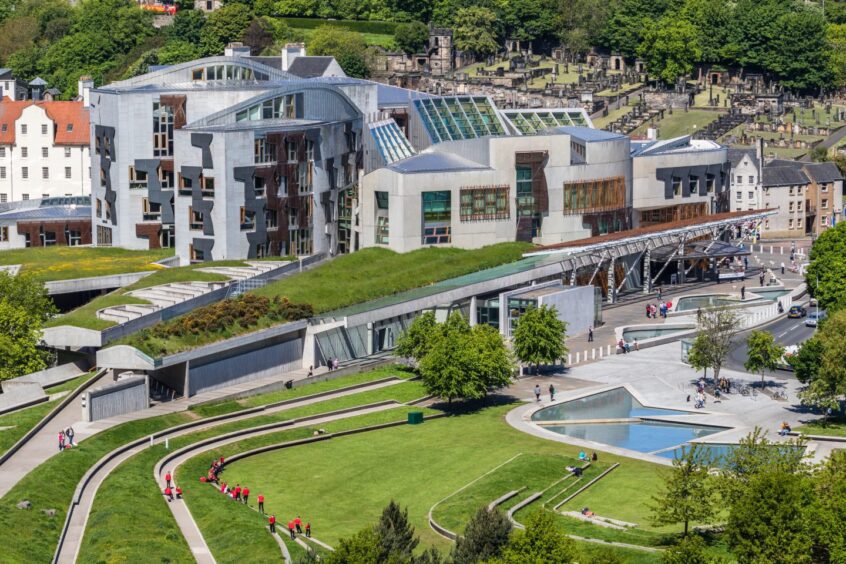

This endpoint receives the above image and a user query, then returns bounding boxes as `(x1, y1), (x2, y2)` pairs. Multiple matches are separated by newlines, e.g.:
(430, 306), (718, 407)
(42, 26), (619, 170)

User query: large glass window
(236, 95), (296, 122)
(375, 191), (389, 245)
(422, 190), (451, 245)
(459, 186), (509, 221)
(153, 102), (174, 157)
(129, 166), (148, 189)
(516, 166), (534, 217)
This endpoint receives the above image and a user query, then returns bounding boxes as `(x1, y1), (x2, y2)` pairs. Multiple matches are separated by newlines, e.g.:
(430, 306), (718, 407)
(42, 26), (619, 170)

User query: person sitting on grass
(175, 487), (183, 499)
(581, 507), (595, 517)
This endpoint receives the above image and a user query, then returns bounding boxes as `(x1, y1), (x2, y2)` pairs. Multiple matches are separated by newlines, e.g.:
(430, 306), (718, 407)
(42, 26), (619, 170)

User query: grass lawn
(0, 247), (173, 282)
(218, 400), (684, 555)
(795, 417), (846, 437)
(0, 372), (96, 456)
(45, 259), (263, 330)
(632, 109), (723, 140)
(116, 243), (529, 356)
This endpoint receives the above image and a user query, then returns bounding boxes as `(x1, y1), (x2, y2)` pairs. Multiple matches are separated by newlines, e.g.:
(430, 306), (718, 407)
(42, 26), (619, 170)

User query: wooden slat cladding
(515, 151), (549, 214)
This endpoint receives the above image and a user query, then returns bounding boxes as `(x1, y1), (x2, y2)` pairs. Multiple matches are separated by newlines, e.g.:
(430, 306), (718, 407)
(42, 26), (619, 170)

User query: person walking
(234, 484), (241, 501)
(66, 426), (75, 447)
(288, 520), (296, 539)
(741, 285), (746, 300)
(588, 326), (593, 342)
(534, 385), (541, 402)
(549, 384), (555, 402)
(257, 494), (265, 513)
(657, 287), (662, 301)
(759, 271), (765, 286)
(781, 261), (785, 275)
(269, 514), (276, 534)
(305, 522), (311, 538)
(165, 471), (172, 488)
(58, 430), (65, 452)
(307, 365), (313, 378)
(295, 516), (303, 534)
(242, 486), (250, 504)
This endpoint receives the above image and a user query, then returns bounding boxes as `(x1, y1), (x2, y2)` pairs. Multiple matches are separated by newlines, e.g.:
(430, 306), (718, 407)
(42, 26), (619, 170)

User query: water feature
(622, 326), (692, 343)
(542, 420), (726, 454)
(674, 294), (737, 311)
(531, 387), (688, 422)
(749, 288), (791, 301)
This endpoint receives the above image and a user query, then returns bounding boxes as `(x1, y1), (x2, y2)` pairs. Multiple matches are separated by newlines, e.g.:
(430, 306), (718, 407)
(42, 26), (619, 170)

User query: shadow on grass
(426, 393), (521, 416)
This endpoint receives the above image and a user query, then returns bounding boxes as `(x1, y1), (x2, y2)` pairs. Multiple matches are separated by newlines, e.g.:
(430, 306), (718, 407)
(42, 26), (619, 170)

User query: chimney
(78, 75), (94, 108)
(224, 42), (251, 58)
(755, 137), (764, 174)
(281, 43), (306, 71)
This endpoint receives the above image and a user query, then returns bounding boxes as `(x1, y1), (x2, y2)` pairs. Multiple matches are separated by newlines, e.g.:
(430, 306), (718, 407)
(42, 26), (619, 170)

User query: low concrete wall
(85, 375), (149, 422)
(42, 325), (103, 349)
(45, 271), (154, 295)
(0, 382), (47, 415)
(11, 360), (91, 388)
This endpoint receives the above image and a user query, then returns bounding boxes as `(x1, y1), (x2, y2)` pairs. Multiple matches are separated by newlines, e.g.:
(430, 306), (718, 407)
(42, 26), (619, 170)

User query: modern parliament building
(89, 44), (731, 264)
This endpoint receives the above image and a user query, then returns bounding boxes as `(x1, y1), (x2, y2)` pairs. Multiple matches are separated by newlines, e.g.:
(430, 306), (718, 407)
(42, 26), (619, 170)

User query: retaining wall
(86, 375), (150, 422)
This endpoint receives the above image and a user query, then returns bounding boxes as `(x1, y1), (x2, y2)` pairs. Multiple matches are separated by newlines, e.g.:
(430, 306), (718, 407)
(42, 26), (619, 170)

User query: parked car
(788, 305), (807, 318)
(805, 310), (826, 327)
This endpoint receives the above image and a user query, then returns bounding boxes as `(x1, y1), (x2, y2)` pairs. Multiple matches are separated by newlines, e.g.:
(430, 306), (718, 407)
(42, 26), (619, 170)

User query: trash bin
(407, 411), (423, 425)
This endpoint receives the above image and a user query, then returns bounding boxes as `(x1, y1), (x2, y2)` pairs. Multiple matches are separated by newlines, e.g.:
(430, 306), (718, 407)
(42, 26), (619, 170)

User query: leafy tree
(496, 510), (577, 564)
(744, 330), (785, 387)
(375, 500), (418, 561)
(167, 9), (206, 44)
(453, 6), (499, 58)
(806, 221), (846, 312)
(72, 0), (154, 54)
(307, 26), (370, 78)
(396, 311), (438, 362)
(511, 305), (567, 374)
(765, 8), (831, 92)
(0, 272), (57, 324)
(199, 3), (253, 56)
(662, 534), (718, 564)
(650, 444), (716, 537)
(638, 17), (701, 85)
(685, 307), (739, 381)
(0, 16), (38, 63)
(157, 40), (202, 65)
(452, 506), (512, 564)
(6, 46), (43, 82)
(799, 309), (846, 419)
(680, 0), (732, 64)
(787, 336), (822, 384)
(328, 526), (381, 564)
(394, 21), (428, 54)
(501, 0), (558, 49)
(241, 17), (276, 54)
(0, 272), (56, 380)
(809, 450), (846, 563)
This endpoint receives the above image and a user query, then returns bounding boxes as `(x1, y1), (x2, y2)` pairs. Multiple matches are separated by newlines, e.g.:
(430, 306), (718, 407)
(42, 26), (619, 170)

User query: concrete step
(96, 309), (137, 323)
(122, 304), (160, 315)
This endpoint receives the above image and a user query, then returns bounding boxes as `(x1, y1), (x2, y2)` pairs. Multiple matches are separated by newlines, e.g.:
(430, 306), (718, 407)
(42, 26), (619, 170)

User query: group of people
(268, 514), (311, 539)
(645, 302), (672, 319)
(162, 470), (183, 501)
(57, 427), (75, 452)
(716, 377), (732, 394)
(779, 421), (793, 436)
(204, 457), (224, 484)
(616, 338), (639, 353)
(327, 358), (340, 371)
(533, 384), (556, 402)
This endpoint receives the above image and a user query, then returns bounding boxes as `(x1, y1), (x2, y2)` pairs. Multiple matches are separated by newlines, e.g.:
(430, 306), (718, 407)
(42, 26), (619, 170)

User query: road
(726, 311), (817, 372)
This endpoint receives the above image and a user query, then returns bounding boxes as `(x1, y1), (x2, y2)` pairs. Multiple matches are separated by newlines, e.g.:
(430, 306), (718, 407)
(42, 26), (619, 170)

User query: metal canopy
(650, 240), (751, 261)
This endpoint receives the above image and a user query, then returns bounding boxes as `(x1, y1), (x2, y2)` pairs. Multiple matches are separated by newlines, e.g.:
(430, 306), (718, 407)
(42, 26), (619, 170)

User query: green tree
(496, 510), (577, 564)
(650, 444), (716, 537)
(0, 272), (56, 324)
(787, 336), (822, 384)
(307, 26), (370, 78)
(452, 506), (512, 564)
(686, 307), (739, 381)
(662, 534), (718, 564)
(511, 305), (567, 374)
(396, 311), (438, 362)
(394, 21), (428, 54)
(0, 272), (56, 380)
(638, 17), (701, 85)
(328, 526), (381, 564)
(806, 221), (846, 312)
(799, 309), (846, 419)
(157, 39), (202, 65)
(744, 330), (785, 387)
(375, 500), (418, 561)
(810, 450), (846, 563)
(830, 23), (846, 89)
(680, 0), (732, 64)
(453, 7), (499, 58)
(765, 8), (831, 92)
(168, 9), (206, 44)
(199, 3), (253, 55)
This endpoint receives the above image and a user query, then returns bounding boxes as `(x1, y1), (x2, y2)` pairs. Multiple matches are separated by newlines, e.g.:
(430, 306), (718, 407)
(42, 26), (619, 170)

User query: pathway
(54, 379), (403, 563)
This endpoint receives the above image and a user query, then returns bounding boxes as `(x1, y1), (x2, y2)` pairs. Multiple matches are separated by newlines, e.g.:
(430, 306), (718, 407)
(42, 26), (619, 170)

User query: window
(192, 69), (203, 81)
(42, 167), (49, 179)
(0, 147), (5, 157)
(96, 199), (102, 218)
(0, 167), (5, 179)
(265, 209), (277, 229)
(789, 202), (794, 212)
(41, 124), (47, 135)
(240, 206), (256, 230)
(105, 201), (112, 221)
(201, 176), (215, 197)
(189, 206), (203, 230)
(821, 183), (829, 192)
(1, 124), (6, 133)
(789, 218), (794, 229)
(235, 94), (296, 122)
(736, 191), (742, 201)
(298, 162), (312, 194)
(672, 176), (682, 196)
(41, 147), (48, 158)
(141, 197), (161, 220)
(422, 190), (451, 244)
(0, 226), (7, 241)
(64, 147), (71, 158)
(459, 186), (510, 221)
(22, 193), (29, 200)
(797, 201), (802, 212)
(306, 140), (314, 161)
(254, 176), (266, 197)
(736, 175), (742, 184)
(129, 166), (148, 189)
(748, 191), (754, 199)
(748, 175), (754, 184)
(65, 167), (71, 179)
(516, 166), (534, 216)
(21, 147), (27, 158)
(789, 186), (794, 196)
(159, 168), (174, 189)
(689, 177), (699, 195)
(797, 185), (803, 195)
(563, 177), (626, 213)
(99, 167), (107, 188)
(40, 230), (56, 246)
(178, 174), (193, 195)
(66, 124), (73, 132)
(291, 228), (313, 256)
(286, 141), (297, 163)
(21, 166), (28, 179)
(0, 193), (5, 203)
(97, 225), (112, 246)
(21, 124), (26, 134)
(153, 102), (175, 157)
(822, 198), (828, 209)
(67, 229), (82, 246)
(254, 138), (276, 164)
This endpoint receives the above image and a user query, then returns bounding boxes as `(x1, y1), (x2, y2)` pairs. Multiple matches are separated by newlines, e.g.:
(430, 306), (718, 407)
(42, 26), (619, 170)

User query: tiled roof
(388, 151), (489, 173)
(286, 57), (336, 78)
(727, 148), (756, 168)
(0, 205), (90, 222)
(0, 99), (89, 146)
(803, 162), (843, 184)
(762, 166), (809, 187)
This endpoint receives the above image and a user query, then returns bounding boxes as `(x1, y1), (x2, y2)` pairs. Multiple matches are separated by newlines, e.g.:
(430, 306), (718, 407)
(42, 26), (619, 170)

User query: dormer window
(66, 124), (73, 132)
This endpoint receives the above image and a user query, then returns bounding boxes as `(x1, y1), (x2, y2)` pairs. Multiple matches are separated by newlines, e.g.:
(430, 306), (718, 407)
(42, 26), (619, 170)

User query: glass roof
(369, 119), (415, 164)
(500, 109), (590, 135)
(414, 96), (506, 143)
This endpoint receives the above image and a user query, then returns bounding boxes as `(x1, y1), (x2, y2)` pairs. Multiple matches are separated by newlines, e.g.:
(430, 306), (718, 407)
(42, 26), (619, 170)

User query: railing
(226, 278), (267, 298)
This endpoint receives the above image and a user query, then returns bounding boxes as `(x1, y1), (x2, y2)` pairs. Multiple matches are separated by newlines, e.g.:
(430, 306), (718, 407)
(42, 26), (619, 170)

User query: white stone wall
(730, 154), (762, 212)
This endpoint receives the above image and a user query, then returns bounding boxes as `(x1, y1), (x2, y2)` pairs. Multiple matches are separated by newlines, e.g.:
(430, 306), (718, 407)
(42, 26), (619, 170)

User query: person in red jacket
(175, 486), (183, 499)
(294, 516), (302, 534)
(164, 487), (173, 502)
(268, 514), (276, 533)
(288, 520), (296, 539)
(257, 494), (265, 513)
(242, 487), (250, 504)
(305, 522), (311, 538)
(165, 471), (172, 488)
(233, 485), (241, 501)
